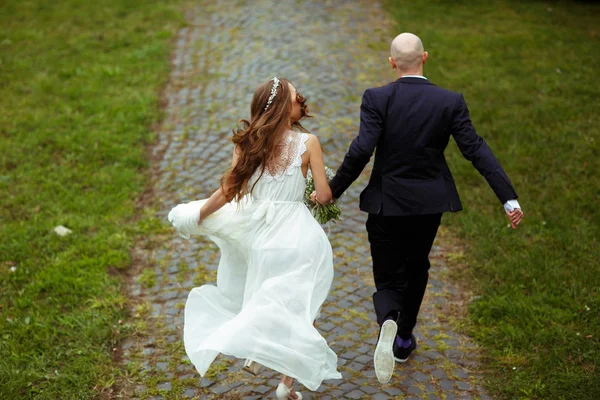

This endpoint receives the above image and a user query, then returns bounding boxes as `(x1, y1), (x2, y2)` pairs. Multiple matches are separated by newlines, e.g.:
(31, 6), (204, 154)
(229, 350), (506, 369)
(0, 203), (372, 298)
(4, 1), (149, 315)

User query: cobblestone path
(120, 1), (491, 399)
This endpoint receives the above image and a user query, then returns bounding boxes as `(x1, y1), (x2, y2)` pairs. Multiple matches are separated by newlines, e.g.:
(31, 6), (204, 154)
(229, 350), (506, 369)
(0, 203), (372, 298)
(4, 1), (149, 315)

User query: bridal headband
(264, 77), (280, 111)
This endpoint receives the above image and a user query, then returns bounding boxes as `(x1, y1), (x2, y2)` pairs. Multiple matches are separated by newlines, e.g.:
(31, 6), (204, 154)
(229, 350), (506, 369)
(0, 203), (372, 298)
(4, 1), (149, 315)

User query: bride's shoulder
(302, 133), (321, 156)
(304, 132), (318, 144)
(299, 131), (313, 140)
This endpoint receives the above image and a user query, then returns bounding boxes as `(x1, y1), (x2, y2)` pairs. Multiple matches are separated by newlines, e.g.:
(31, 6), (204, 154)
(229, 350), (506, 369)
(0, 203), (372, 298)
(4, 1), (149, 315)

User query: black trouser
(366, 212), (442, 340)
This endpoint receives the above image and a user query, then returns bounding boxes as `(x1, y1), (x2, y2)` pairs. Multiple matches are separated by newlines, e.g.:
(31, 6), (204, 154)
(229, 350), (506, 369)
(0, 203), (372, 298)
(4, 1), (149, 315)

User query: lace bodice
(250, 131), (309, 202)
(259, 131), (309, 183)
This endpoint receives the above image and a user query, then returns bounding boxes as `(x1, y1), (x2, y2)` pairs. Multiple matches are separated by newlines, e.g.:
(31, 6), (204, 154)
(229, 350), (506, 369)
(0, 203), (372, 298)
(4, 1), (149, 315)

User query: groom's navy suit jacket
(329, 77), (518, 216)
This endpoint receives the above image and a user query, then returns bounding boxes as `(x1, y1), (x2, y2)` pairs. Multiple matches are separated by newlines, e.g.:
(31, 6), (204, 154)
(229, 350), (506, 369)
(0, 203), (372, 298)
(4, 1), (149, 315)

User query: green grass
(384, 1), (599, 398)
(0, 1), (183, 398)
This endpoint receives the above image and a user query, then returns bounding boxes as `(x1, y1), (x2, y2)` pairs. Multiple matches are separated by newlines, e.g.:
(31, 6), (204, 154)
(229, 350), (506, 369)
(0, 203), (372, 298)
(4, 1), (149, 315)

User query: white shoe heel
(242, 359), (263, 375)
(276, 382), (302, 400)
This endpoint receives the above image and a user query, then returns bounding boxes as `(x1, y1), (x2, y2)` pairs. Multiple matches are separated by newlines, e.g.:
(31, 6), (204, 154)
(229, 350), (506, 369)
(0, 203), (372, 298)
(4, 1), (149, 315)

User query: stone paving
(120, 0), (492, 399)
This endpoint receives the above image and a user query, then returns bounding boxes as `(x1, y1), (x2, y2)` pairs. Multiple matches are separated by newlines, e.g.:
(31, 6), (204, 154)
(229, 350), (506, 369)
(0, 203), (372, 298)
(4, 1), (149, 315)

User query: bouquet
(304, 167), (342, 224)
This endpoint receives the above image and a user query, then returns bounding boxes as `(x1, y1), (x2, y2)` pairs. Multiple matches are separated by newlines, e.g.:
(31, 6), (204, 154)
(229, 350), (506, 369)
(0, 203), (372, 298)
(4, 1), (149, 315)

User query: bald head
(390, 33), (426, 73)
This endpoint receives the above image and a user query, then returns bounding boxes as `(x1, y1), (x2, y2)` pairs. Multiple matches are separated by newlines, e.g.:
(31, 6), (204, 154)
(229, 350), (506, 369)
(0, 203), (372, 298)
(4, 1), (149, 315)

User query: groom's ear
(389, 57), (396, 69)
(423, 51), (428, 65)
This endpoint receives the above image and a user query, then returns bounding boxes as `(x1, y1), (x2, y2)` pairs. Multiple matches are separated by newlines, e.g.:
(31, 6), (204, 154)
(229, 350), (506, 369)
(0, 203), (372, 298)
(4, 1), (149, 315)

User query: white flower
(9, 266), (17, 273)
(53, 225), (73, 237)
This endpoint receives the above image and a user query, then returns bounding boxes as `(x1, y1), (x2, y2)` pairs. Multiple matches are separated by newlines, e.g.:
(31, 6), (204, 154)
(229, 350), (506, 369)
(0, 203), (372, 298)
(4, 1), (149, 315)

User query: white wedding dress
(167, 131), (341, 391)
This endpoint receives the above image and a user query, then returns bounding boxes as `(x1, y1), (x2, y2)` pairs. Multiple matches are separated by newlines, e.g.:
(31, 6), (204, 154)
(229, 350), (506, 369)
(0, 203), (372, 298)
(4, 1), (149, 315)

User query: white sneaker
(373, 319), (397, 384)
(242, 359), (263, 375)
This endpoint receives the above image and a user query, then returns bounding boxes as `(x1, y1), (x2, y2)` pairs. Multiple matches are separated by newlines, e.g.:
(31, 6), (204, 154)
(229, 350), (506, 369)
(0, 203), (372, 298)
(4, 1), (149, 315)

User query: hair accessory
(264, 77), (280, 111)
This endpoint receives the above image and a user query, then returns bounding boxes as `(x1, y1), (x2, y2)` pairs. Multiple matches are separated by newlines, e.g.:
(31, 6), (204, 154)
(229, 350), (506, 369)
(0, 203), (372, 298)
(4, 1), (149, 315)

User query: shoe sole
(374, 320), (397, 384)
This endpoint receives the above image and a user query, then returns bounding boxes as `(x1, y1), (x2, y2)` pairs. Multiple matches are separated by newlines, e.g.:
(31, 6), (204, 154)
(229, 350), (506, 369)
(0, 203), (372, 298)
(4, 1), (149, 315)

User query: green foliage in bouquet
(304, 167), (342, 224)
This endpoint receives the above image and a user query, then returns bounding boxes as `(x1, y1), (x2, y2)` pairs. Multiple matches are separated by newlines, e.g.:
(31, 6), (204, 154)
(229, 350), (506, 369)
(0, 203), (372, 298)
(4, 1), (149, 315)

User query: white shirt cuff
(503, 199), (521, 213)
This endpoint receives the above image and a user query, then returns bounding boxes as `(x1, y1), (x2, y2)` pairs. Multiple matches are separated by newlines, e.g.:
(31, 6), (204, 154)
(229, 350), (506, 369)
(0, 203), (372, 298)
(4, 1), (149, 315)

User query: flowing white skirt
(168, 198), (341, 390)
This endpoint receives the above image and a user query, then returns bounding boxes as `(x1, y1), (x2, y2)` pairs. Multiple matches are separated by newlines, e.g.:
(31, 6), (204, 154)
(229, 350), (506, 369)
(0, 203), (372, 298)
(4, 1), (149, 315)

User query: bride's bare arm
(199, 147), (240, 223)
(307, 134), (333, 204)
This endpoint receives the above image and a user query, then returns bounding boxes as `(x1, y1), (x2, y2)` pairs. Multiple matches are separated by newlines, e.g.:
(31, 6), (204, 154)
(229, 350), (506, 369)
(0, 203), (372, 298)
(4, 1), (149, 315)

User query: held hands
(310, 191), (335, 205)
(507, 208), (524, 229)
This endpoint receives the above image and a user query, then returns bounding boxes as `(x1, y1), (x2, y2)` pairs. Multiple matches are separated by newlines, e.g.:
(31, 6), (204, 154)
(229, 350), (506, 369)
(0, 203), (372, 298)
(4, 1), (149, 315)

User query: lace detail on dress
(258, 131), (309, 183)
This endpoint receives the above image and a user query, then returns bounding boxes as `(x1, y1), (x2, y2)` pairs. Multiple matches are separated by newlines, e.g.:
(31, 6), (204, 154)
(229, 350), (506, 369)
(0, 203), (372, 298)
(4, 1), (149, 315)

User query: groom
(328, 33), (523, 384)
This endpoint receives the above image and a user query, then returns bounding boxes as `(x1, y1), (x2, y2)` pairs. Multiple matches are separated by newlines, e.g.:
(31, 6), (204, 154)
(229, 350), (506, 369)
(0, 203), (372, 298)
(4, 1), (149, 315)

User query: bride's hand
(310, 191), (319, 204)
(311, 191), (335, 205)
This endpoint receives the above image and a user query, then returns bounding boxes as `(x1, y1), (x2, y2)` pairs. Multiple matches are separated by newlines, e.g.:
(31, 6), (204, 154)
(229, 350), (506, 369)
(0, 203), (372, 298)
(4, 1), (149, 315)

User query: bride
(168, 77), (342, 399)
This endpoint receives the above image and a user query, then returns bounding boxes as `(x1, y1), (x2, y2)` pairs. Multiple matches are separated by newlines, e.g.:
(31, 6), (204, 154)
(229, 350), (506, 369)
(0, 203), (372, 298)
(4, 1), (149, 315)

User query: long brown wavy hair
(221, 78), (312, 202)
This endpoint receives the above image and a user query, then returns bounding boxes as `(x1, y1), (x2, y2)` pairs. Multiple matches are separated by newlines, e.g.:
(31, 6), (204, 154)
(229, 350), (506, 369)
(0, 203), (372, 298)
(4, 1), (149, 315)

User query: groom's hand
(507, 209), (524, 229)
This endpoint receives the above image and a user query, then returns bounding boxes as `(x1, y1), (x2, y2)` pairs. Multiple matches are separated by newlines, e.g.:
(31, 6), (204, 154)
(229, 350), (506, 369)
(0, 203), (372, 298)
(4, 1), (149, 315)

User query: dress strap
(291, 132), (310, 168)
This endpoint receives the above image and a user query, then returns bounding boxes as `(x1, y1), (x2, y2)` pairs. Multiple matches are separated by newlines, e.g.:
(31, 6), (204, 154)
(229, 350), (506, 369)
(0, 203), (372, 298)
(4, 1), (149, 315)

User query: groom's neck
(398, 69), (424, 78)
